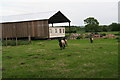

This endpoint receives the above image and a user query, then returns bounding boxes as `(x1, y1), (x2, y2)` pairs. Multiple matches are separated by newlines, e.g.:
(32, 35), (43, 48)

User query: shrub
(102, 33), (107, 36)
(65, 31), (77, 33)
(2, 40), (16, 46)
(85, 35), (90, 38)
(2, 40), (30, 46)
(94, 32), (99, 35)
(116, 37), (120, 41)
(77, 35), (84, 39)
(18, 40), (30, 45)
(100, 33), (106, 37)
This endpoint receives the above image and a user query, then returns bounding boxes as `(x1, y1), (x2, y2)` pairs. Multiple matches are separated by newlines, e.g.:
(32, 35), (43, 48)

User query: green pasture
(2, 39), (118, 78)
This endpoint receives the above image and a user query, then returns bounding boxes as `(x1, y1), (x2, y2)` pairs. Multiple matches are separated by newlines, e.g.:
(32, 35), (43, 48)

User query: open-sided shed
(0, 11), (71, 40)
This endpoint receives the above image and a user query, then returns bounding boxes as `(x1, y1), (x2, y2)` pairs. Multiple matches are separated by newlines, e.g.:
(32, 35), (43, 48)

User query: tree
(99, 25), (112, 32)
(109, 23), (120, 31)
(84, 17), (100, 32)
(84, 17), (99, 25)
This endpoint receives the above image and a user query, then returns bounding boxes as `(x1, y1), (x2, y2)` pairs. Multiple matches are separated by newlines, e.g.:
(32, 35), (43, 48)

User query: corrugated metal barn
(0, 11), (71, 40)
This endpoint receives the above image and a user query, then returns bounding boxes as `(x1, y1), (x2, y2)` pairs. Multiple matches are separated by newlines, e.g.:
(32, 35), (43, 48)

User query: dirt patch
(32, 56), (38, 59)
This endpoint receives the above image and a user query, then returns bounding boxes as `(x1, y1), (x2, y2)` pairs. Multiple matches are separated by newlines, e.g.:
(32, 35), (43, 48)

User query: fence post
(16, 37), (18, 46)
(28, 35), (31, 43)
(5, 37), (7, 46)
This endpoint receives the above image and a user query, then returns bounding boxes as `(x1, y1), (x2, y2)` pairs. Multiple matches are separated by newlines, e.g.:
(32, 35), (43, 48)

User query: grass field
(2, 39), (118, 78)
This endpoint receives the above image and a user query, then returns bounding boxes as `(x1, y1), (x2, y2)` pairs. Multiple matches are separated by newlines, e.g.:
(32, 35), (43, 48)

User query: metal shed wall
(2, 20), (49, 38)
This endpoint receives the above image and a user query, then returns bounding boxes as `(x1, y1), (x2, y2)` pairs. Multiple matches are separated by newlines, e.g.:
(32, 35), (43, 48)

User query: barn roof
(0, 11), (71, 23)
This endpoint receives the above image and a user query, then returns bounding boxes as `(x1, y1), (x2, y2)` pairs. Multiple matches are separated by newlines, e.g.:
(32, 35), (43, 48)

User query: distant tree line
(60, 26), (82, 33)
(60, 23), (119, 33)
(84, 23), (120, 32)
(84, 17), (120, 32)
(59, 17), (119, 33)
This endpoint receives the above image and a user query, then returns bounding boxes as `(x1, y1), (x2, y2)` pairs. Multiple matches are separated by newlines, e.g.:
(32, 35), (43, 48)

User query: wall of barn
(2, 20), (49, 39)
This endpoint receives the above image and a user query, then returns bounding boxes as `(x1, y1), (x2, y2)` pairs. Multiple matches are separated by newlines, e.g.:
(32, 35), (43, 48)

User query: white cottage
(49, 27), (65, 38)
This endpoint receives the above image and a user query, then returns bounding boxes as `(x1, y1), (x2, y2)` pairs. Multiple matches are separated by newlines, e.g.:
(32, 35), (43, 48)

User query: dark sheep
(89, 33), (94, 43)
(90, 37), (94, 43)
(63, 37), (68, 46)
(58, 37), (68, 50)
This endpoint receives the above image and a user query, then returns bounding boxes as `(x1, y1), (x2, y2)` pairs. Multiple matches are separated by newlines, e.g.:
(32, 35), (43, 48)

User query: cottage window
(63, 29), (65, 33)
(55, 29), (57, 33)
(59, 29), (62, 33)
(49, 29), (52, 33)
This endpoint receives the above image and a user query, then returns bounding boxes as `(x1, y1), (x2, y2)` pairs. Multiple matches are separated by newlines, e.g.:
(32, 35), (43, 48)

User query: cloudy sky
(0, 0), (119, 26)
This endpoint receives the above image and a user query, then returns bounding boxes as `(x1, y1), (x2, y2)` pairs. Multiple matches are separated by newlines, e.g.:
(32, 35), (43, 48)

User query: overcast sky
(0, 0), (119, 26)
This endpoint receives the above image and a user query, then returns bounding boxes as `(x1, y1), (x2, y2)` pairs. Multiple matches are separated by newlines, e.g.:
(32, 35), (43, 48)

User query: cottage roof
(0, 11), (71, 23)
